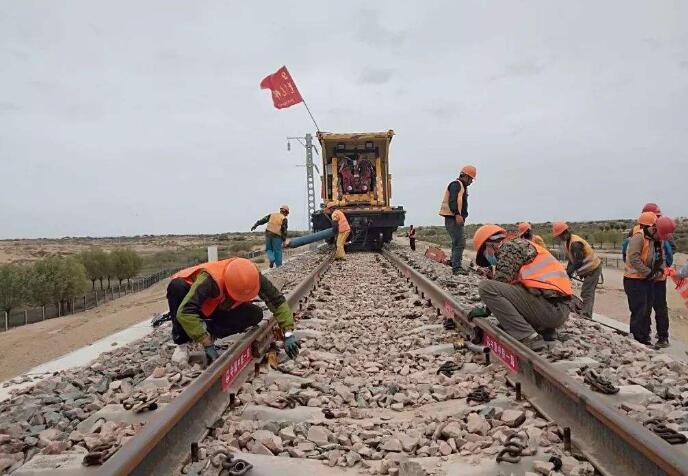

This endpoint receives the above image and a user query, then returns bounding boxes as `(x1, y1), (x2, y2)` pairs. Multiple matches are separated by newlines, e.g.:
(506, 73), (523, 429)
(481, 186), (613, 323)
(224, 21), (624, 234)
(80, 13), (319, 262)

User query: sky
(1, 0), (686, 239)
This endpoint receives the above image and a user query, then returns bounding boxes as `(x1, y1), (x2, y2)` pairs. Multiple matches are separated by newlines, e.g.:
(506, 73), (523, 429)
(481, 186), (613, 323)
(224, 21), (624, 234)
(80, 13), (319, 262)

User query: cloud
(0, 102), (20, 113)
(358, 67), (394, 85)
(489, 59), (546, 81)
(355, 10), (406, 47)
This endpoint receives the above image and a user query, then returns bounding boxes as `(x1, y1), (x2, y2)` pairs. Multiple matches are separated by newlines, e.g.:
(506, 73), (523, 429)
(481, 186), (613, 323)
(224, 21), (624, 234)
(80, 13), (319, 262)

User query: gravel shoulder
(0, 280), (169, 382)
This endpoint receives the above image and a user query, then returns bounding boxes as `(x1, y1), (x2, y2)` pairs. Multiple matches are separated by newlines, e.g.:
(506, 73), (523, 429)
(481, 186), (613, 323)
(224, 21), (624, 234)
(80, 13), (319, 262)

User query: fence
(1, 265), (197, 333)
(0, 246), (306, 333)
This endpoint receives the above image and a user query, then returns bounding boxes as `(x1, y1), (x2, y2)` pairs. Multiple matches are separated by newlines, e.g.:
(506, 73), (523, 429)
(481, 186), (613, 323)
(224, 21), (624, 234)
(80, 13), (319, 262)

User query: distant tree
(27, 256), (87, 314)
(92, 249), (111, 289)
(78, 250), (99, 290)
(0, 263), (29, 316)
(111, 249), (142, 286)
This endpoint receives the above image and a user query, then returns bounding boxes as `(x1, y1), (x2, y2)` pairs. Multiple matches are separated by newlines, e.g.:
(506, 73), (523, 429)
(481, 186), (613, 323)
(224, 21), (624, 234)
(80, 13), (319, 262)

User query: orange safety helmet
(641, 203), (661, 217)
(518, 222), (532, 235)
(460, 165), (477, 179)
(223, 258), (260, 303)
(638, 211), (657, 226)
(473, 224), (507, 252)
(552, 222), (568, 237)
(280, 204), (290, 213)
(655, 216), (676, 240)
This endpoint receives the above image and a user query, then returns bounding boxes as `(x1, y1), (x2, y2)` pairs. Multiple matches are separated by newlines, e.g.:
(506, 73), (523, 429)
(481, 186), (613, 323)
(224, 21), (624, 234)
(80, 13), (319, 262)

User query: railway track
(9, 249), (688, 476)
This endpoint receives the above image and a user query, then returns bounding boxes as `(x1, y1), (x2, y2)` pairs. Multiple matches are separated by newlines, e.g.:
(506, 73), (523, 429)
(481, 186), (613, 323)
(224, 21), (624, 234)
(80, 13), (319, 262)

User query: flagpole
(301, 98), (320, 132)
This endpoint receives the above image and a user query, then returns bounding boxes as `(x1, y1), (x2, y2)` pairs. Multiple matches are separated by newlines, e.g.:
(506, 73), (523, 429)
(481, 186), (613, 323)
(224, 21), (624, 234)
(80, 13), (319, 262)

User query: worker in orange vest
(467, 225), (578, 351)
(439, 165), (476, 275)
(251, 205), (289, 268)
(623, 212), (662, 345)
(518, 222), (545, 247)
(330, 208), (351, 259)
(167, 257), (300, 362)
(551, 222), (602, 318)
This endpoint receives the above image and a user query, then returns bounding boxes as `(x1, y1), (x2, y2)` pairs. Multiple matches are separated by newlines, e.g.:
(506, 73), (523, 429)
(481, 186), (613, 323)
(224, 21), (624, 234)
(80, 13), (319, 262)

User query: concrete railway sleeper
(6, 248), (687, 475)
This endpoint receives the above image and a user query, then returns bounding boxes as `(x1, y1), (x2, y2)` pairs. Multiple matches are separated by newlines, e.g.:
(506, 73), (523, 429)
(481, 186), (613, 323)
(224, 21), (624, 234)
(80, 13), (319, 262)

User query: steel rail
(382, 249), (688, 476)
(98, 254), (334, 476)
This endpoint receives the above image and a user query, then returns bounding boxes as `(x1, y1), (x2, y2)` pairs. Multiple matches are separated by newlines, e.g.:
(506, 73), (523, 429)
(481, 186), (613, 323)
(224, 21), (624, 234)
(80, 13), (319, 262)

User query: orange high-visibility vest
(266, 212), (286, 236)
(624, 229), (653, 279)
(172, 258), (242, 317)
(439, 180), (464, 217)
(566, 234), (601, 275)
(672, 276), (688, 309)
(332, 210), (351, 233)
(516, 243), (573, 296)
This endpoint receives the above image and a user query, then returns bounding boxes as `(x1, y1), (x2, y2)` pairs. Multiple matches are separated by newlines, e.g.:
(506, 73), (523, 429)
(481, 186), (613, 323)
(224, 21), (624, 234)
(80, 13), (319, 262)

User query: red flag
(260, 66), (303, 109)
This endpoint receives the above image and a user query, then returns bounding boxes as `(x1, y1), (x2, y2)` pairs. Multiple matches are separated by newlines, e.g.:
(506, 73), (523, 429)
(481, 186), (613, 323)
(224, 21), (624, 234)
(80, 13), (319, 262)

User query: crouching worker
(468, 225), (579, 351)
(167, 257), (300, 363)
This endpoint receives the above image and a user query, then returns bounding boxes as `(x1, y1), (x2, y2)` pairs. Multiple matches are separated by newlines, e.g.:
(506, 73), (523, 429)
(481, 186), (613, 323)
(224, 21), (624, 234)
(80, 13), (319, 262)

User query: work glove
(250, 225), (257, 231)
(204, 345), (219, 364)
(284, 334), (301, 359)
(467, 306), (491, 320)
(664, 267), (677, 278)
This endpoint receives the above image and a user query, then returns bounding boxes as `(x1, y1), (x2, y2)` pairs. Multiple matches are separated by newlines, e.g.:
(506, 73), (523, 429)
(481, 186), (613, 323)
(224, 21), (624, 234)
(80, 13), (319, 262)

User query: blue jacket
(621, 238), (673, 267)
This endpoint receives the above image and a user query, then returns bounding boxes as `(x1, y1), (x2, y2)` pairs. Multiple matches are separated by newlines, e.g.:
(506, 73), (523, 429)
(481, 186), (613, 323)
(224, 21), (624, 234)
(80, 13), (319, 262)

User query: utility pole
(287, 133), (319, 231)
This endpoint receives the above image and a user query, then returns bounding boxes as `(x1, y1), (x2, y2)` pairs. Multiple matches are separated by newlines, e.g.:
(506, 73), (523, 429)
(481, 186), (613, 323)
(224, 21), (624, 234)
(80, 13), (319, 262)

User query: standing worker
(166, 257), (300, 362)
(439, 165), (476, 275)
(408, 225), (417, 251)
(623, 212), (662, 345)
(622, 204), (674, 347)
(331, 207), (351, 260)
(467, 225), (577, 350)
(518, 222), (545, 247)
(251, 205), (289, 268)
(551, 222), (602, 319)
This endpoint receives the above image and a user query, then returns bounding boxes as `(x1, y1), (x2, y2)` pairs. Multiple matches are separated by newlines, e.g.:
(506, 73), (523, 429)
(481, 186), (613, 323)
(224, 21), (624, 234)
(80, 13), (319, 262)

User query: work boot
(520, 332), (546, 352)
(453, 268), (469, 276)
(269, 262), (274, 269)
(655, 338), (670, 349)
(541, 328), (557, 342)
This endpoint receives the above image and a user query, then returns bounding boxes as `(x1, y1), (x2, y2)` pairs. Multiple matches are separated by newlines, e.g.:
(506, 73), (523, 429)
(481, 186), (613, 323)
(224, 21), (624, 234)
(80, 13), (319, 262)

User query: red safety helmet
(656, 216), (676, 241)
(641, 203), (662, 217)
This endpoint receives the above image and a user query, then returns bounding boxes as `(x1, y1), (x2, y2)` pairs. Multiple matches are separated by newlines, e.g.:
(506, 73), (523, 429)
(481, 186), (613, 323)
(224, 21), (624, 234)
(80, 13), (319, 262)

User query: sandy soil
(0, 279), (169, 381)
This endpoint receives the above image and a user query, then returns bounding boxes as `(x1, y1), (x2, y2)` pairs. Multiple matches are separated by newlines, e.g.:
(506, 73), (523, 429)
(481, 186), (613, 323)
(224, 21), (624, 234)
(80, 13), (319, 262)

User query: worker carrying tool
(518, 222), (545, 247)
(622, 204), (674, 348)
(439, 165), (476, 276)
(623, 212), (665, 346)
(251, 205), (289, 268)
(468, 225), (578, 351)
(331, 207), (351, 260)
(551, 222), (602, 319)
(166, 257), (300, 363)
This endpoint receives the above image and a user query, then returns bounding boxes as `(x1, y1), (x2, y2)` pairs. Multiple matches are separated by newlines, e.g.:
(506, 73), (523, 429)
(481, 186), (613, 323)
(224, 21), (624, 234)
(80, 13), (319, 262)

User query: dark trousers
(166, 278), (263, 344)
(650, 280), (669, 340)
(623, 277), (654, 344)
(409, 238), (416, 251)
(444, 217), (465, 272)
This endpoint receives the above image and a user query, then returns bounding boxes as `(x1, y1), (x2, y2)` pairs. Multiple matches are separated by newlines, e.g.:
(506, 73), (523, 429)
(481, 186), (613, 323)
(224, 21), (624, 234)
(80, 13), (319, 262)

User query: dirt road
(0, 280), (169, 381)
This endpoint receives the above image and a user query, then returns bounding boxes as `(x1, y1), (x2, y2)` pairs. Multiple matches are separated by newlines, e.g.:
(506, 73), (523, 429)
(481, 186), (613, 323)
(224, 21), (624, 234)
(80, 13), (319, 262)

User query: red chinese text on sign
(260, 66), (303, 109)
(221, 346), (252, 392)
(482, 332), (519, 372)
